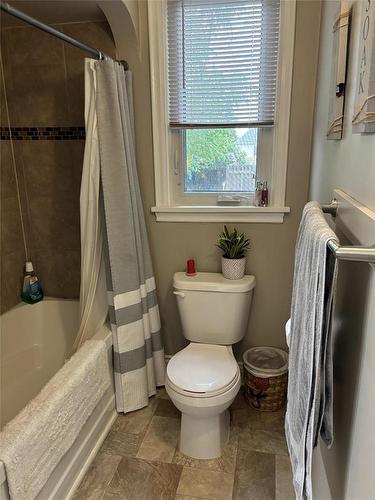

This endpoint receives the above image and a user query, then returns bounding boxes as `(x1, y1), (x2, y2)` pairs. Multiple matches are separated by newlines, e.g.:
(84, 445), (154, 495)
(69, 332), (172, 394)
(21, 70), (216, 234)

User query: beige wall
(0, 21), (115, 313)
(115, 0), (322, 356)
(310, 1), (375, 499)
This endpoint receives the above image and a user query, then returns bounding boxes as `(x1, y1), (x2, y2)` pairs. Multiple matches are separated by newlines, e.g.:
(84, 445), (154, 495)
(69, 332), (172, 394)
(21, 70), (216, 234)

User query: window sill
(151, 205), (290, 223)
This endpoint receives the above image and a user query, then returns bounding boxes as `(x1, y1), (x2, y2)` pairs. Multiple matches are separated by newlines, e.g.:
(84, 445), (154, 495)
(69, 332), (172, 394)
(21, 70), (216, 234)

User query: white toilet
(166, 271), (256, 459)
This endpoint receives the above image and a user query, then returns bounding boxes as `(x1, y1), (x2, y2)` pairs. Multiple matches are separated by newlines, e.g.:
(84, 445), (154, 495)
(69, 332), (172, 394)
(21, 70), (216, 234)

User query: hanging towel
(285, 201), (338, 500)
(0, 340), (111, 500)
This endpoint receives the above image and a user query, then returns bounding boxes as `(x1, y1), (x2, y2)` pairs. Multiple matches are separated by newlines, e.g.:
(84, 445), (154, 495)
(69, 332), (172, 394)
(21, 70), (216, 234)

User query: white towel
(0, 339), (111, 500)
(285, 202), (338, 500)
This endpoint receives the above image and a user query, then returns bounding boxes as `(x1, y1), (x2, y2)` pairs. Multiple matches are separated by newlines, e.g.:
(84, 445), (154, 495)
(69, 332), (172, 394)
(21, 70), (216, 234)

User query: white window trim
(148, 0), (296, 223)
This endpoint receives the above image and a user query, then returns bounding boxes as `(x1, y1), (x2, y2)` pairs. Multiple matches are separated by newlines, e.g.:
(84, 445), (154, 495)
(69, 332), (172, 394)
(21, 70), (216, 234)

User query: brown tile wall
(0, 21), (115, 313)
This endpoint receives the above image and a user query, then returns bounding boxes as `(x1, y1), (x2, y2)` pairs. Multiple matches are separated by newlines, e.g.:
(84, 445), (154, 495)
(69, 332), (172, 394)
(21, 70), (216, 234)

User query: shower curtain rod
(0, 1), (128, 69)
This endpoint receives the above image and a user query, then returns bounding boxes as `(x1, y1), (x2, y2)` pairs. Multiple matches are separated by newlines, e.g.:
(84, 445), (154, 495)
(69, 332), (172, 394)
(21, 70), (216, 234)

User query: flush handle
(173, 291), (185, 298)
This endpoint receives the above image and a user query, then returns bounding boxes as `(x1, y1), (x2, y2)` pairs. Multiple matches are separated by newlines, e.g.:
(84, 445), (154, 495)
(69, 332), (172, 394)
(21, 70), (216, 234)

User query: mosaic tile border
(0, 126), (85, 140)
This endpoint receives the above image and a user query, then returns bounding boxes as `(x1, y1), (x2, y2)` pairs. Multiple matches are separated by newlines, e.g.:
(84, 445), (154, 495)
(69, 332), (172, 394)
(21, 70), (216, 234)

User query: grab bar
(321, 200), (375, 263)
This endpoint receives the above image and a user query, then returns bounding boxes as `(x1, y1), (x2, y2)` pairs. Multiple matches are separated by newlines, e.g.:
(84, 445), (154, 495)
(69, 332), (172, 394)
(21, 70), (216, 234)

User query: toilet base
(179, 409), (230, 459)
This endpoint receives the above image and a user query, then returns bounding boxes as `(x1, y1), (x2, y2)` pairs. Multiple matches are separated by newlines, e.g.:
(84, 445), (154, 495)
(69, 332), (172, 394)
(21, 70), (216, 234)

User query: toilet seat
(166, 343), (239, 398)
(166, 370), (240, 399)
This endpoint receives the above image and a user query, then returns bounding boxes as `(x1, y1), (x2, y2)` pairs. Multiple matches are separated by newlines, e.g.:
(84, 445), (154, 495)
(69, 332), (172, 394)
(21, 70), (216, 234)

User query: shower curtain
(73, 60), (108, 353)
(78, 59), (165, 413)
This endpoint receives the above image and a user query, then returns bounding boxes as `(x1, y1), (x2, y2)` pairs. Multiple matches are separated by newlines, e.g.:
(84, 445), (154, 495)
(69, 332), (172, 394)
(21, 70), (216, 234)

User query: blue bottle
(21, 261), (43, 304)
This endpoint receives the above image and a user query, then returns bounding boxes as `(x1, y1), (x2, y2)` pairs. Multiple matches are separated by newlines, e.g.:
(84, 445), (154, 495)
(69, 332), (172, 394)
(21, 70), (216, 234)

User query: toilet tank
(173, 272), (256, 345)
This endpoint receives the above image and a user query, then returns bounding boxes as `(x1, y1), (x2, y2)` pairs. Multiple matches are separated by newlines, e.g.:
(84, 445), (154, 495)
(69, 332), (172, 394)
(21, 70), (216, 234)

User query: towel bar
(321, 200), (375, 263)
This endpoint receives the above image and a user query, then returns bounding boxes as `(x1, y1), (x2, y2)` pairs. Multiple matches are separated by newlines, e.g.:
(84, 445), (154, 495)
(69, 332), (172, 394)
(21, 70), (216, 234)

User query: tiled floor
(74, 388), (294, 500)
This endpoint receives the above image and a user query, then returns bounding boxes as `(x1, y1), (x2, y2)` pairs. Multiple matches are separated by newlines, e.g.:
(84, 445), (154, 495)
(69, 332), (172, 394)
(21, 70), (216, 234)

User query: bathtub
(0, 298), (116, 500)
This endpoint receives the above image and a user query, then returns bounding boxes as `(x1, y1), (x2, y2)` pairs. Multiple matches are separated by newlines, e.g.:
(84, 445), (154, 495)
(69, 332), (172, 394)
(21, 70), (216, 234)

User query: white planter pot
(221, 257), (246, 280)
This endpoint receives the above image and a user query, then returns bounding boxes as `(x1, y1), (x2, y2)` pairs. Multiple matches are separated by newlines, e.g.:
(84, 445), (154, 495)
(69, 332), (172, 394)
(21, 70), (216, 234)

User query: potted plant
(217, 226), (250, 280)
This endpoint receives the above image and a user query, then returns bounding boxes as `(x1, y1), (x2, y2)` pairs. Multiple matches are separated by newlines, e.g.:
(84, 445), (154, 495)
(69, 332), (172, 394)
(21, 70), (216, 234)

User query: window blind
(167, 0), (280, 128)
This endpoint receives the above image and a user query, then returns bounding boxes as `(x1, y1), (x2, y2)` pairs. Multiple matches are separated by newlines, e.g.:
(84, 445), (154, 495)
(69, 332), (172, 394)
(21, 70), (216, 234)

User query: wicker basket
(243, 347), (288, 412)
(244, 369), (288, 412)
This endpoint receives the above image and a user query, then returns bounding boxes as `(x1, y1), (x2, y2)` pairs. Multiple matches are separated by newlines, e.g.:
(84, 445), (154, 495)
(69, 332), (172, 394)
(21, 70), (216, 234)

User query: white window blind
(167, 0), (280, 128)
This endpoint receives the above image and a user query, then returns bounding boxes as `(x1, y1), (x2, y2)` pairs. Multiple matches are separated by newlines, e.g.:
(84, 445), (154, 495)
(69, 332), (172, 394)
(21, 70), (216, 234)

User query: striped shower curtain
(94, 59), (165, 413)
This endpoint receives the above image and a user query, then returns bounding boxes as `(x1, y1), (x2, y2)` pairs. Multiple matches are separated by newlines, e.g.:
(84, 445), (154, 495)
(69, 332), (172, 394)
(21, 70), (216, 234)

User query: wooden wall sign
(327, 0), (350, 140)
(353, 0), (375, 133)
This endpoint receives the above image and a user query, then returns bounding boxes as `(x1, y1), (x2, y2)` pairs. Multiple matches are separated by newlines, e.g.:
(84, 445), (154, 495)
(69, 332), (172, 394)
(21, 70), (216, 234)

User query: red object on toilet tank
(186, 259), (197, 276)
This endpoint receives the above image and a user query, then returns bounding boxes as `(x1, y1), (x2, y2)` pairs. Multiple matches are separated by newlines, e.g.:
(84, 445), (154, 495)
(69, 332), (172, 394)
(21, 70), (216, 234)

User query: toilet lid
(167, 343), (238, 393)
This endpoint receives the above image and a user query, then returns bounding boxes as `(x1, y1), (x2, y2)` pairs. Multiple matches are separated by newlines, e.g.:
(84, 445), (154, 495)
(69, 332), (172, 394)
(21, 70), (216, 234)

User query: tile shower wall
(0, 21), (115, 313)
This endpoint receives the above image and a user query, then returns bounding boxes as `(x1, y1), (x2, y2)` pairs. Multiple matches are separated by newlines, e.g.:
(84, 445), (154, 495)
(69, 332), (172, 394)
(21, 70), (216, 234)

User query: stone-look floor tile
(155, 398), (181, 419)
(232, 406), (286, 432)
(176, 467), (234, 500)
(100, 428), (142, 457)
(175, 496), (204, 500)
(73, 452), (121, 500)
(136, 415), (180, 463)
(230, 388), (249, 410)
(237, 426), (288, 456)
(233, 449), (275, 500)
(156, 387), (170, 400)
(233, 406), (288, 456)
(276, 455), (294, 500)
(112, 396), (158, 435)
(173, 427), (238, 474)
(102, 456), (182, 500)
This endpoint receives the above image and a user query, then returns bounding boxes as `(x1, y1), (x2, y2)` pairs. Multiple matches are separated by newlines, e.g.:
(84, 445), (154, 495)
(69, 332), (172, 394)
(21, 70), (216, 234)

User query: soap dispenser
(21, 261), (43, 304)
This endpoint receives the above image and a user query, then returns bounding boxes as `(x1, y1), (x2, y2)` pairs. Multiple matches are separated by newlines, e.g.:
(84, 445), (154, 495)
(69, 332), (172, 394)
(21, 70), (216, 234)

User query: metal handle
(321, 200), (375, 264)
(321, 199), (339, 216)
(173, 291), (185, 298)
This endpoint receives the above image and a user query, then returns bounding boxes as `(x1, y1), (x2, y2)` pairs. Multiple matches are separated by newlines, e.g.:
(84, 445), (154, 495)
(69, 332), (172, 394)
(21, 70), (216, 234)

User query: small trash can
(243, 346), (288, 412)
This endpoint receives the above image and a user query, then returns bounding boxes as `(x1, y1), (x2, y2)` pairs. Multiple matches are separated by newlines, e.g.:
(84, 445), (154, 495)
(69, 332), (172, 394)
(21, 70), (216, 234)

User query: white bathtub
(0, 298), (116, 499)
(1, 298), (80, 427)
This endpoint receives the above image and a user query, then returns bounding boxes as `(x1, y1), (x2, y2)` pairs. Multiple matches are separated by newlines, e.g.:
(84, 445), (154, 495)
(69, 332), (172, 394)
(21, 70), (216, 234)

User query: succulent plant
(216, 226), (250, 259)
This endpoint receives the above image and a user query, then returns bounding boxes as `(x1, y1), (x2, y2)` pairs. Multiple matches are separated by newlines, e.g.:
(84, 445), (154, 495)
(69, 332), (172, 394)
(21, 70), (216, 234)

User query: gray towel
(285, 201), (338, 500)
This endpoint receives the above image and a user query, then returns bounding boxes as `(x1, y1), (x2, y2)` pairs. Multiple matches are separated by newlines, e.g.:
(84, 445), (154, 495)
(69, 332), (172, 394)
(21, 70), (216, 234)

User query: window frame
(148, 0), (296, 223)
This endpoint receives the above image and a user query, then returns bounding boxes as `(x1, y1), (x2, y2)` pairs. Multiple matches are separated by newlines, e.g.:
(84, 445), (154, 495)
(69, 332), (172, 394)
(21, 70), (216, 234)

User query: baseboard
(165, 354), (245, 385)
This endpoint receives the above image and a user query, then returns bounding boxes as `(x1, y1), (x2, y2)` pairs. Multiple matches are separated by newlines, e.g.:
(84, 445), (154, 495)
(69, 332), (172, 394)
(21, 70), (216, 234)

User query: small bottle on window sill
(261, 182), (269, 207)
(255, 181), (263, 207)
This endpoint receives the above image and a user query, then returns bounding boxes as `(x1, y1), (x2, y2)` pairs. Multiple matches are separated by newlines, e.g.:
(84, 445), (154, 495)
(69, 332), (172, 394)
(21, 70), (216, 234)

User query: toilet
(166, 272), (256, 459)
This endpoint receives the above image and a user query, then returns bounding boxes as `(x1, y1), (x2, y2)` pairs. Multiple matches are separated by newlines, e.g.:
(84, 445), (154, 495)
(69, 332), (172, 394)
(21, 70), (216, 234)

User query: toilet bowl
(167, 272), (256, 459)
(166, 343), (241, 459)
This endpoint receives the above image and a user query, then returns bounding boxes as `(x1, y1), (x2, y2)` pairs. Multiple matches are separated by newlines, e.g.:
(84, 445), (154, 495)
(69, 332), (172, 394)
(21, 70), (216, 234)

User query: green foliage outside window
(185, 128), (247, 178)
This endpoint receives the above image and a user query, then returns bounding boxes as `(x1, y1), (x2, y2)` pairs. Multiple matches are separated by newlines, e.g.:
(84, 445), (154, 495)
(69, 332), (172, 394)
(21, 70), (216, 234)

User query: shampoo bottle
(21, 261), (43, 304)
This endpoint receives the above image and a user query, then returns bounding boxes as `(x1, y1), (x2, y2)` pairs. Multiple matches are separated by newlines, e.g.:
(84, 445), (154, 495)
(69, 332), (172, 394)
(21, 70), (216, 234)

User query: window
(148, 0), (296, 222)
(184, 128), (258, 193)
